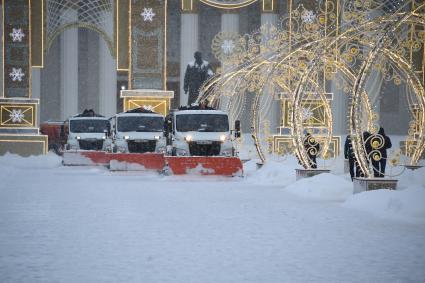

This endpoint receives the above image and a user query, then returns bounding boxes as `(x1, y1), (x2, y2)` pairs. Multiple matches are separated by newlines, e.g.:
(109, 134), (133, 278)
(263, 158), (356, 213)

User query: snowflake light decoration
(301, 10), (316, 24)
(301, 108), (314, 121)
(221, 39), (235, 55)
(10, 109), (25, 123)
(141, 8), (155, 22)
(9, 68), (25, 82)
(10, 28), (25, 42)
(142, 105), (155, 111)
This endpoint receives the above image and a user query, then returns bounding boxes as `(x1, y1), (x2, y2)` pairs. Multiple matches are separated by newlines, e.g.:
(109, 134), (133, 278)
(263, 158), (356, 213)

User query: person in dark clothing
(183, 52), (214, 105)
(370, 127), (392, 177)
(344, 135), (360, 181)
(303, 133), (320, 169)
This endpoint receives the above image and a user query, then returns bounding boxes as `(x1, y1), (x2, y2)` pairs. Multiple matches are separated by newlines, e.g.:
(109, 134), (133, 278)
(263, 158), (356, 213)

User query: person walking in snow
(344, 135), (360, 181)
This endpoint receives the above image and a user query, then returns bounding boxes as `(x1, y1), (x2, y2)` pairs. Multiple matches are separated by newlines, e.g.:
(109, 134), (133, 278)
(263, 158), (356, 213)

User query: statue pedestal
(120, 89), (174, 115)
(353, 177), (398, 193)
(0, 98), (47, 156)
(295, 169), (330, 181)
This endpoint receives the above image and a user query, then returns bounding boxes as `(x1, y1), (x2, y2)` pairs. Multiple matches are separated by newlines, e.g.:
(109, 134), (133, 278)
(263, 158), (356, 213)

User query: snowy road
(1, 154), (424, 283)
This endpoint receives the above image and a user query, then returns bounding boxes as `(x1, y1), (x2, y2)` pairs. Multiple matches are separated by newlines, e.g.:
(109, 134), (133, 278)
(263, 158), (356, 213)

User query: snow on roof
(115, 112), (164, 118)
(174, 109), (228, 115)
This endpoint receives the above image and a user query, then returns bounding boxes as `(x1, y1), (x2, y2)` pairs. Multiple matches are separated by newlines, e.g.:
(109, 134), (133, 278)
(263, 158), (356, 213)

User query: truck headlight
(75, 136), (81, 140)
(184, 135), (192, 142)
(219, 135), (227, 142)
(154, 135), (161, 140)
(102, 136), (106, 140)
(124, 136), (130, 140)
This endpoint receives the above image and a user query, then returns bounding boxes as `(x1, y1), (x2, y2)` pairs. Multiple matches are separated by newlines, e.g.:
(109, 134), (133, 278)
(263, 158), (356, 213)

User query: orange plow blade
(108, 153), (165, 171)
(63, 151), (111, 166)
(165, 156), (243, 176)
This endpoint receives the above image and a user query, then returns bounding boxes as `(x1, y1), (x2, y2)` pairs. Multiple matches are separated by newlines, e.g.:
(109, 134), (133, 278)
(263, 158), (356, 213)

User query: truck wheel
(172, 147), (177, 156)
(112, 145), (118, 153)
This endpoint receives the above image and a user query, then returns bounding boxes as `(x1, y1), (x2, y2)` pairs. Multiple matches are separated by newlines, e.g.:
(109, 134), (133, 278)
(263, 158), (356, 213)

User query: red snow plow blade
(165, 156), (243, 176)
(63, 151), (111, 166)
(108, 153), (165, 171)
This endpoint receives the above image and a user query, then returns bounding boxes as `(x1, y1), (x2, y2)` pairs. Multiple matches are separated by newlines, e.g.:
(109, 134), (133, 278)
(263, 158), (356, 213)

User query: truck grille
(127, 140), (156, 153)
(78, 139), (104, 150)
(189, 141), (221, 156)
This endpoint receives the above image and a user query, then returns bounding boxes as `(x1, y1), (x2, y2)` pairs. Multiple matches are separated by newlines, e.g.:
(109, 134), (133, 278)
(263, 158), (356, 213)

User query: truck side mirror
(234, 120), (241, 138)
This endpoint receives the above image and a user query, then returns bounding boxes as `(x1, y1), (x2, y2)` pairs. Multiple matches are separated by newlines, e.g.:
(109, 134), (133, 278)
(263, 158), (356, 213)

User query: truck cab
(111, 108), (166, 153)
(165, 107), (239, 157)
(65, 110), (112, 151)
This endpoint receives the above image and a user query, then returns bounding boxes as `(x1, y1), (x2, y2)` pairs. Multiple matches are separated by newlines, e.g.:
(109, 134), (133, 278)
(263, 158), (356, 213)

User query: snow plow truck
(162, 105), (243, 176)
(107, 107), (167, 171)
(62, 109), (113, 166)
(43, 107), (243, 176)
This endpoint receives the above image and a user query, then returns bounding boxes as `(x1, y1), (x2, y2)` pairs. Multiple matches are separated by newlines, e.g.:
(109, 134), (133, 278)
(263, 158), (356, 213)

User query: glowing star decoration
(301, 108), (314, 122)
(301, 10), (316, 24)
(9, 68), (25, 82)
(221, 39), (235, 55)
(143, 105), (155, 111)
(10, 28), (25, 42)
(141, 8), (155, 22)
(9, 109), (25, 123)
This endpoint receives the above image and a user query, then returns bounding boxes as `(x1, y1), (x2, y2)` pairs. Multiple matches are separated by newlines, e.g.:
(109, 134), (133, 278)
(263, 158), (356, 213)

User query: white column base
(180, 13), (199, 107)
(98, 38), (117, 117)
(60, 27), (79, 120)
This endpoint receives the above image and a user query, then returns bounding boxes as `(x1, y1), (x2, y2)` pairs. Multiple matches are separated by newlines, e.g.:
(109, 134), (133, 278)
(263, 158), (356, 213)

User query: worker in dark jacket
(371, 127), (392, 177)
(303, 133), (320, 169)
(344, 135), (359, 181)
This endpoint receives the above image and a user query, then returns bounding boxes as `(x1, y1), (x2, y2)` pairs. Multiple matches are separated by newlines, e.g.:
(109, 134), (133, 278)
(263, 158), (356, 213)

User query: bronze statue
(183, 51), (214, 105)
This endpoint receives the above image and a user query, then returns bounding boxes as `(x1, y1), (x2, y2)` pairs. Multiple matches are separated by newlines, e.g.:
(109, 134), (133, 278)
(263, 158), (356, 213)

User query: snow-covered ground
(1, 153), (424, 283)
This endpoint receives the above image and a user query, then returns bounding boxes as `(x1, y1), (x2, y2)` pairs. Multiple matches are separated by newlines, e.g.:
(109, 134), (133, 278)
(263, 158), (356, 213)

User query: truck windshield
(176, 114), (229, 132)
(117, 116), (163, 132)
(70, 119), (110, 133)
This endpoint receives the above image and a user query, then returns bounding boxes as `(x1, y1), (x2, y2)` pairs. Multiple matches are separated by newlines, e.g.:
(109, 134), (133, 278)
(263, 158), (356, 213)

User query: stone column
(180, 13), (199, 106)
(32, 68), (41, 125)
(221, 12), (239, 34)
(331, 76), (346, 135)
(220, 12), (239, 113)
(0, 0), (47, 156)
(98, 32), (117, 117)
(60, 11), (78, 120)
(0, 2), (2, 95)
(261, 13), (280, 134)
